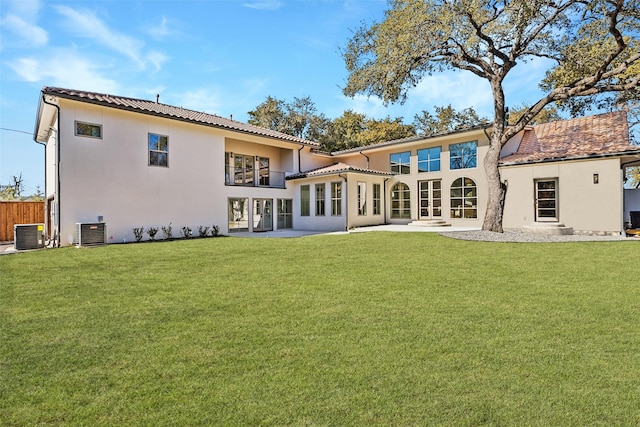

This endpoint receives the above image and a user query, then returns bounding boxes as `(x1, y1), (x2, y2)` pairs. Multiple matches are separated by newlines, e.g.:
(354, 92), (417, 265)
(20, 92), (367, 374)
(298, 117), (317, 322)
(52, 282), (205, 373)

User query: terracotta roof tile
(42, 87), (318, 146)
(500, 111), (639, 165)
(286, 162), (393, 179)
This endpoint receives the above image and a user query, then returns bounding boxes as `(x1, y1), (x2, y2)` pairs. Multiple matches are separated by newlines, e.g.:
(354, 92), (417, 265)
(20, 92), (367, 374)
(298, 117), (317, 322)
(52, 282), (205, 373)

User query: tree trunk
(482, 131), (506, 232)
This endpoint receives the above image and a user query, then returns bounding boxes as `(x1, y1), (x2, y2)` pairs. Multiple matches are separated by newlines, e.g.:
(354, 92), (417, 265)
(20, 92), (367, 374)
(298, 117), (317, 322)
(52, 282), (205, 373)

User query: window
(417, 147), (441, 172)
(331, 182), (342, 216)
(450, 177), (477, 218)
(357, 182), (367, 215)
(391, 182), (411, 218)
(373, 183), (381, 215)
(315, 184), (325, 216)
(449, 141), (477, 170)
(301, 185), (310, 216)
(75, 121), (102, 138)
(277, 199), (293, 229)
(149, 133), (168, 167)
(259, 157), (270, 186)
(390, 152), (411, 174)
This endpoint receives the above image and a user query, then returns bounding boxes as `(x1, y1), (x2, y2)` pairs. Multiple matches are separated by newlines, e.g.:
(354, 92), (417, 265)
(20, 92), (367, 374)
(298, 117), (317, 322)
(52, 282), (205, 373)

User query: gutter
(41, 94), (61, 248)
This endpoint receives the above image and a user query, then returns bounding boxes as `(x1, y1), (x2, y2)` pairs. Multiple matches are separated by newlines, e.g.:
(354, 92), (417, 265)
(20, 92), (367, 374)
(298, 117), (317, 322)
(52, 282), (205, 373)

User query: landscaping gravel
(441, 229), (633, 243)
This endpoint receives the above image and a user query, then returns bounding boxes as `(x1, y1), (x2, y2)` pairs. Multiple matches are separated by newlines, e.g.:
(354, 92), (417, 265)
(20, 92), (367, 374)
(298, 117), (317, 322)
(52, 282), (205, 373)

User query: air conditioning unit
(14, 224), (45, 250)
(76, 222), (106, 246)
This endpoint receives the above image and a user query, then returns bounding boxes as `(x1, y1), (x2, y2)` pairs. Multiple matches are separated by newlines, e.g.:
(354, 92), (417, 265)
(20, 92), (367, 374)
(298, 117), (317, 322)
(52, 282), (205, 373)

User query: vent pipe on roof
(156, 94), (159, 103)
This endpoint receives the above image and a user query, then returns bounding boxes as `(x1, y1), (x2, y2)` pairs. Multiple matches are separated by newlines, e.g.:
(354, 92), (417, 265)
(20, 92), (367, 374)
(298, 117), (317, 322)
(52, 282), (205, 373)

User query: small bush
(132, 227), (144, 242)
(181, 226), (193, 238)
(146, 227), (158, 240)
(198, 226), (210, 238)
(211, 225), (220, 237)
(161, 223), (173, 240)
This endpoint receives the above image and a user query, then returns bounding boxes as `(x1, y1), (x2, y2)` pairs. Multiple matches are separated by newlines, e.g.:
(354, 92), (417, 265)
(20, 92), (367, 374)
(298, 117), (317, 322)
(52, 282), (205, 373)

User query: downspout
(298, 145), (305, 173)
(41, 94), (61, 248)
(33, 137), (47, 242)
(338, 173), (348, 231)
(359, 151), (370, 169)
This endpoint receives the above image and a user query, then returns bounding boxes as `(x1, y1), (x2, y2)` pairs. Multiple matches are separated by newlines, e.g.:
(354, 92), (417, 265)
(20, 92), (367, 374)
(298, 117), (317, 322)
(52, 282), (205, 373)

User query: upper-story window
(390, 152), (411, 174)
(75, 121), (102, 138)
(449, 141), (477, 170)
(417, 147), (441, 172)
(149, 133), (168, 167)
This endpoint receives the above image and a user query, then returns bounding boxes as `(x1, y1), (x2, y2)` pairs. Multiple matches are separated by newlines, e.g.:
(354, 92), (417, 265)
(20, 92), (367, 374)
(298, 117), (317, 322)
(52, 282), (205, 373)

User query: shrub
(181, 226), (193, 238)
(132, 227), (144, 242)
(198, 226), (210, 238)
(211, 225), (220, 237)
(146, 227), (158, 240)
(161, 223), (173, 240)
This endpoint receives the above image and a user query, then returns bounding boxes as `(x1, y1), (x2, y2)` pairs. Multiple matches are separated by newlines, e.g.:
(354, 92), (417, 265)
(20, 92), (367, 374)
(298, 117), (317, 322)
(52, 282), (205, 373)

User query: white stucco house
(33, 87), (640, 246)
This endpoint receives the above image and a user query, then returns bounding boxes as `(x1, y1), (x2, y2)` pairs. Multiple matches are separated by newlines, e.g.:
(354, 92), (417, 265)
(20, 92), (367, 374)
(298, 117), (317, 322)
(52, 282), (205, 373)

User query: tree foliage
(414, 105), (488, 135)
(248, 96), (414, 152)
(0, 173), (43, 201)
(508, 104), (562, 126)
(342, 0), (640, 232)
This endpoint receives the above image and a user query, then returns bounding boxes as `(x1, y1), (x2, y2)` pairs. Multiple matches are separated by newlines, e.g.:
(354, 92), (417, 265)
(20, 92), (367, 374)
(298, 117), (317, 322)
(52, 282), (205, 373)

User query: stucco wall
(501, 158), (623, 233)
(291, 176), (348, 231)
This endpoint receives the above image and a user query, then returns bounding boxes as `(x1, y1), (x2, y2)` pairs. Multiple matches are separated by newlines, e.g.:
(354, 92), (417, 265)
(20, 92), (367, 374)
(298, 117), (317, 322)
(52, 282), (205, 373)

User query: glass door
(535, 179), (558, 221)
(253, 199), (273, 232)
(419, 180), (442, 219)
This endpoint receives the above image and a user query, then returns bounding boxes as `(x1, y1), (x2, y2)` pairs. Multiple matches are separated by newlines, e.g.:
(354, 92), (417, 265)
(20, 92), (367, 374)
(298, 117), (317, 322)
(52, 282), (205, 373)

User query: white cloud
(243, 1), (284, 10)
(146, 51), (169, 72)
(409, 72), (493, 117)
(144, 16), (176, 39)
(172, 88), (223, 115)
(1, 14), (48, 47)
(53, 5), (145, 66)
(9, 52), (119, 94)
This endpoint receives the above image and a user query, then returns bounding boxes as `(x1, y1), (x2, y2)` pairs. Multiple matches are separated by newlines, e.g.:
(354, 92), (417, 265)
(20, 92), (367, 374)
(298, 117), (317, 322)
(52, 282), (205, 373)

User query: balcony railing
(225, 167), (286, 189)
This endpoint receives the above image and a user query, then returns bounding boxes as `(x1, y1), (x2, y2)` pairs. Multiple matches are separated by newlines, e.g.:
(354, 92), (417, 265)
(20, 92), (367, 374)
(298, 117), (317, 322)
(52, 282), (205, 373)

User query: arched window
(391, 182), (411, 218)
(450, 177), (477, 218)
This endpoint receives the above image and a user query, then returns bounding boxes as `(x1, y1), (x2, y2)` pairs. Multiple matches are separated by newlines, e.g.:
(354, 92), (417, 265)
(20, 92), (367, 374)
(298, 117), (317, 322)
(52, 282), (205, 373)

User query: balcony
(225, 167), (286, 189)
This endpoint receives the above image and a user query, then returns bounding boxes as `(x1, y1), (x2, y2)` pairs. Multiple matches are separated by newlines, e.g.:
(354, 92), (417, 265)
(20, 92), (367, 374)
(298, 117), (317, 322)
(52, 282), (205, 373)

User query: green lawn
(1, 232), (639, 426)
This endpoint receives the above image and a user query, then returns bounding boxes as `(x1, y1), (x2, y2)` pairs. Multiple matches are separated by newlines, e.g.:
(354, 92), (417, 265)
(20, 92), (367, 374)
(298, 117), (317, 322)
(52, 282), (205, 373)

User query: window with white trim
(149, 133), (168, 167)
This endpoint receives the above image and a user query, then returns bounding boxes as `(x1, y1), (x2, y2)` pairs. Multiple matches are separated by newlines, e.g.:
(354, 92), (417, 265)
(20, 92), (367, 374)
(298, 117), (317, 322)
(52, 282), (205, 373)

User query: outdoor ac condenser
(14, 224), (45, 250)
(76, 222), (106, 246)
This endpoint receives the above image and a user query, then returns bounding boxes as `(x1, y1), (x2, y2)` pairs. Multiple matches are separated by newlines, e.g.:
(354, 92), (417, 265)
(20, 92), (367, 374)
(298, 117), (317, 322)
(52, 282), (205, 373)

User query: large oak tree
(342, 0), (640, 232)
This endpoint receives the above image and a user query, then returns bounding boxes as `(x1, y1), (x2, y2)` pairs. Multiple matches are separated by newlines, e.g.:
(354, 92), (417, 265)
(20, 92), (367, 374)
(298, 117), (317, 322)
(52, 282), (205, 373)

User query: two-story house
(33, 87), (640, 246)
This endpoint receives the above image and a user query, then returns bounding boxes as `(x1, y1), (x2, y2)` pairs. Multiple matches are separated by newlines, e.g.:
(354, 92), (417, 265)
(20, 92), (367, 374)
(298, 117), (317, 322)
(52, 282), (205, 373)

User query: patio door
(535, 179), (559, 221)
(419, 180), (442, 219)
(253, 199), (273, 232)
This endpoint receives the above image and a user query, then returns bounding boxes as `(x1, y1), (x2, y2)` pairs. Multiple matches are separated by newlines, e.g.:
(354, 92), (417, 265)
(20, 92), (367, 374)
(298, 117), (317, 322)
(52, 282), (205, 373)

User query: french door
(535, 179), (559, 221)
(253, 199), (273, 232)
(419, 180), (442, 219)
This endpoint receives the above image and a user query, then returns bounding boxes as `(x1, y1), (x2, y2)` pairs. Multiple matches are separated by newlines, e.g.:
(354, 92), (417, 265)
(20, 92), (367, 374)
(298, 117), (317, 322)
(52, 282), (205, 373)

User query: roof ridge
(42, 86), (319, 146)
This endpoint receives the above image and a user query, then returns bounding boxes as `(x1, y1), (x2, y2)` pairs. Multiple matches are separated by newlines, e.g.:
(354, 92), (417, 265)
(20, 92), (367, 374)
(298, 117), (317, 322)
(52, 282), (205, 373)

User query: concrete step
(522, 222), (574, 235)
(408, 219), (452, 227)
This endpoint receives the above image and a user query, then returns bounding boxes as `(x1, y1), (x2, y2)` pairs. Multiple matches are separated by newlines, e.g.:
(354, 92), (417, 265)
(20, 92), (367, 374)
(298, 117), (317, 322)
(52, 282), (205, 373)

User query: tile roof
(286, 162), (393, 180)
(41, 87), (319, 146)
(500, 111), (639, 165)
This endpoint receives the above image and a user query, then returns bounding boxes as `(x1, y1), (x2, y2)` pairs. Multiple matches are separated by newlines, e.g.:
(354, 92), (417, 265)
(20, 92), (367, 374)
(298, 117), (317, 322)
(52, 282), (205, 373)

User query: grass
(1, 232), (639, 426)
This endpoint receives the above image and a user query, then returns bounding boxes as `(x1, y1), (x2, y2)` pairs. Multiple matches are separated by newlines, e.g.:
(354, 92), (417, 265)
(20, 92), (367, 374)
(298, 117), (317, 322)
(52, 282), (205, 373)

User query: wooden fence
(0, 201), (45, 242)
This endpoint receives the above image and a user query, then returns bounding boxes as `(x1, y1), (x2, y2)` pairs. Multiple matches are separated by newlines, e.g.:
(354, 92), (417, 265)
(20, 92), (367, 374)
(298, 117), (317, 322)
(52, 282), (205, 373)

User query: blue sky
(0, 0), (550, 194)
